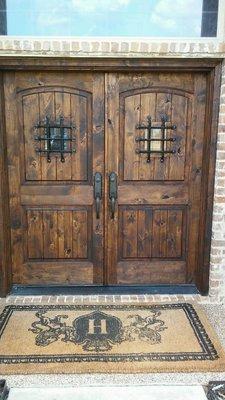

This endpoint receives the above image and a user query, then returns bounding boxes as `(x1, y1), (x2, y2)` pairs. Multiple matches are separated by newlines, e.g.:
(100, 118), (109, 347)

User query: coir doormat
(0, 303), (224, 374)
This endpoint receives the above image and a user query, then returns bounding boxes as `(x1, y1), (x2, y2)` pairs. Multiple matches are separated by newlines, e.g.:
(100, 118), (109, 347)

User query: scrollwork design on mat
(29, 309), (167, 352)
(122, 311), (167, 344)
(28, 311), (76, 346)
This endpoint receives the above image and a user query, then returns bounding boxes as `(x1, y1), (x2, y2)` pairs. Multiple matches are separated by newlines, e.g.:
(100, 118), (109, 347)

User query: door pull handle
(109, 172), (117, 219)
(94, 172), (102, 219)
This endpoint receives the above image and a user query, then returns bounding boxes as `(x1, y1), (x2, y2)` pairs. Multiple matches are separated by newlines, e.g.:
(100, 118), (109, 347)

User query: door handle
(94, 172), (102, 219)
(109, 172), (117, 219)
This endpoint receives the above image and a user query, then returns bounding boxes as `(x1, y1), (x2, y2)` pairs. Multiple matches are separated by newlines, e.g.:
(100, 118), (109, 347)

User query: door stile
(197, 65), (221, 294)
(186, 74), (207, 287)
(0, 71), (12, 296)
(92, 73), (105, 284)
(104, 73), (119, 284)
(4, 72), (25, 283)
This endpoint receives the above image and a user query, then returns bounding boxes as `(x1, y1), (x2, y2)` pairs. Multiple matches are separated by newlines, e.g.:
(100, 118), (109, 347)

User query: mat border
(0, 303), (219, 364)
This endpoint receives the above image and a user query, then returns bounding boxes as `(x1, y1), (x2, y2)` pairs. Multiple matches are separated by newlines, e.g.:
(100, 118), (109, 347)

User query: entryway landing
(0, 296), (224, 383)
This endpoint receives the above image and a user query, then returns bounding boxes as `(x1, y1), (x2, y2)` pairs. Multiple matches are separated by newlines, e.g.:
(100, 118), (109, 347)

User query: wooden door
(3, 69), (213, 290)
(105, 72), (207, 287)
(4, 71), (104, 285)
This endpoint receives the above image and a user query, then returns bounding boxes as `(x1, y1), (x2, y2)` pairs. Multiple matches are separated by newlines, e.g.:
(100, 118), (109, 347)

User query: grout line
(2, 294), (224, 305)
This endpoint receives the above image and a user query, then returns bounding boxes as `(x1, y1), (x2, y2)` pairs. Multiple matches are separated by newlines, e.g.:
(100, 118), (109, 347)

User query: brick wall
(0, 38), (224, 301)
(0, 38), (224, 57)
(210, 59), (225, 300)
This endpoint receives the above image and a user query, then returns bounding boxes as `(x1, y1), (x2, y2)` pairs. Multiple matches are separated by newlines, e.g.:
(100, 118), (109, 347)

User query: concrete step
(8, 385), (207, 400)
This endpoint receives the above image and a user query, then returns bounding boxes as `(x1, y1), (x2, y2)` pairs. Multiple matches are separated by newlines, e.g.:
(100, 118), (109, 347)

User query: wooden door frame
(0, 57), (221, 296)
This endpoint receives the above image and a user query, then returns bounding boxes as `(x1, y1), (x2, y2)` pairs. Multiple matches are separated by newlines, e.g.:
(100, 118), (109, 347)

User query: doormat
(0, 303), (224, 374)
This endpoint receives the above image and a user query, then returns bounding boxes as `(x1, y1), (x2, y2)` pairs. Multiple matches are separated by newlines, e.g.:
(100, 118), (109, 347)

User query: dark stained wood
(21, 261), (93, 285)
(123, 94), (140, 181)
(139, 93), (156, 180)
(118, 184), (188, 204)
(119, 206), (186, 260)
(43, 210), (58, 259)
(23, 94), (42, 180)
(137, 209), (152, 258)
(0, 58), (221, 295)
(105, 73), (119, 284)
(167, 209), (183, 258)
(121, 87), (191, 182)
(197, 63), (222, 294)
(154, 93), (171, 180)
(119, 206), (184, 261)
(4, 71), (104, 286)
(58, 210), (73, 259)
(70, 93), (88, 181)
(55, 91), (71, 180)
(27, 208), (89, 260)
(152, 210), (169, 258)
(122, 210), (138, 258)
(117, 261), (186, 284)
(39, 92), (57, 181)
(27, 209), (44, 259)
(0, 57), (219, 71)
(21, 185), (93, 205)
(105, 70), (214, 289)
(186, 74), (206, 285)
(4, 72), (25, 284)
(21, 87), (91, 182)
(170, 94), (187, 180)
(92, 73), (105, 284)
(72, 210), (88, 259)
(0, 71), (12, 296)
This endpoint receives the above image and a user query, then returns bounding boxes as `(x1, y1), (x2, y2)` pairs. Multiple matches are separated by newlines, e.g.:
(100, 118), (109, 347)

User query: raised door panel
(120, 207), (184, 259)
(117, 206), (186, 284)
(122, 90), (188, 181)
(22, 88), (90, 182)
(27, 208), (90, 260)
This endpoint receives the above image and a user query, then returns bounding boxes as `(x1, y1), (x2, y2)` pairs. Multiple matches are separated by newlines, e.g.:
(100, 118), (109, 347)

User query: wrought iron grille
(135, 115), (177, 163)
(34, 116), (76, 163)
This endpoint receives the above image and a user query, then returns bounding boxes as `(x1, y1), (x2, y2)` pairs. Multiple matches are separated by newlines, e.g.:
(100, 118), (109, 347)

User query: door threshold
(11, 284), (200, 296)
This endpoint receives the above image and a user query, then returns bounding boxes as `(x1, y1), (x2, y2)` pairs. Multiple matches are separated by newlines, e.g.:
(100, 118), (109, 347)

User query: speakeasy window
(0, 0), (219, 37)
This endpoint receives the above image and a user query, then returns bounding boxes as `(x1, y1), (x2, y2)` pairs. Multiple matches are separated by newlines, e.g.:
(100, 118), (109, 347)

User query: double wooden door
(4, 70), (208, 289)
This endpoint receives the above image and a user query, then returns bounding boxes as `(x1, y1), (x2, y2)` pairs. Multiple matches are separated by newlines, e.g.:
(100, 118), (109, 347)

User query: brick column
(210, 59), (225, 300)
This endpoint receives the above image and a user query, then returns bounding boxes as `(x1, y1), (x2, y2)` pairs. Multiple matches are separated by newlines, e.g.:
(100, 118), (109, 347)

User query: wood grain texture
(122, 89), (189, 181)
(4, 71), (104, 286)
(27, 209), (88, 260)
(21, 185), (93, 206)
(92, 73), (105, 284)
(117, 260), (186, 284)
(22, 88), (90, 182)
(0, 59), (221, 294)
(198, 64), (221, 294)
(105, 73), (120, 284)
(186, 74), (206, 285)
(0, 57), (219, 71)
(0, 72), (12, 296)
(20, 262), (93, 285)
(118, 184), (188, 204)
(120, 207), (183, 260)
(106, 71), (210, 287)
(4, 72), (25, 284)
